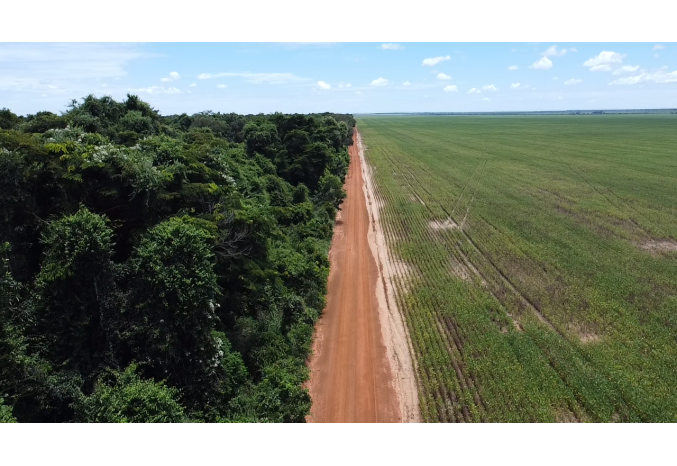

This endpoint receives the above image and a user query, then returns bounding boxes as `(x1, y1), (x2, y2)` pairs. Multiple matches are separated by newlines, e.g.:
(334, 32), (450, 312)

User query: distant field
(357, 115), (677, 422)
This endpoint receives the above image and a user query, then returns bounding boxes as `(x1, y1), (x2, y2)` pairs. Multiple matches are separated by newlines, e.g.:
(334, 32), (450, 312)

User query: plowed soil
(306, 132), (401, 423)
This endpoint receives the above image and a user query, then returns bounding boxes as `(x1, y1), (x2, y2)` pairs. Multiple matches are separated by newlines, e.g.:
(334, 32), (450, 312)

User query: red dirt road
(306, 132), (401, 423)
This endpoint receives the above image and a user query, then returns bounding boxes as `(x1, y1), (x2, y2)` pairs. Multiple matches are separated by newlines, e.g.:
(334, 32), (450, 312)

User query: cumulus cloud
(355, 91), (362, 95)
(583, 51), (626, 72)
(437, 73), (451, 80)
(508, 65), (518, 70)
(161, 71), (180, 82)
(653, 44), (665, 50)
(402, 81), (411, 86)
(482, 84), (498, 91)
(510, 83), (530, 90)
(317, 80), (331, 90)
(189, 83), (197, 87)
(217, 84), (227, 89)
(443, 85), (458, 92)
(569, 48), (578, 53)
(612, 65), (640, 76)
(371, 77), (389, 86)
(337, 82), (351, 89)
(543, 45), (567, 57)
(529, 56), (553, 70)
(467, 88), (481, 94)
(564, 78), (582, 85)
(197, 72), (306, 84)
(380, 43), (402, 50)
(609, 69), (677, 85)
(129, 86), (181, 95)
(422, 55), (451, 66)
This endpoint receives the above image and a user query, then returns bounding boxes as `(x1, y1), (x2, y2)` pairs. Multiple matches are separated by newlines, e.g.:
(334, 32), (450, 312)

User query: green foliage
(22, 112), (67, 134)
(359, 115), (677, 422)
(0, 96), (354, 422)
(0, 398), (17, 423)
(35, 207), (119, 378)
(76, 364), (188, 423)
(0, 108), (21, 130)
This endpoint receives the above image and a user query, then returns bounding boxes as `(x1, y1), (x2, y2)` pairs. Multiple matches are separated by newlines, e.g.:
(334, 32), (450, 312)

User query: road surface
(306, 131), (401, 423)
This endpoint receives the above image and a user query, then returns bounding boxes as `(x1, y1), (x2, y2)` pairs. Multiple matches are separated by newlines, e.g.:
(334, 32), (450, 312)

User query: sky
(1, 42), (676, 116)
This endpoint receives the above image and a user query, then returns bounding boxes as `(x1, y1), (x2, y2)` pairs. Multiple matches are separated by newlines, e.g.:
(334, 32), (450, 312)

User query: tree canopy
(0, 95), (354, 422)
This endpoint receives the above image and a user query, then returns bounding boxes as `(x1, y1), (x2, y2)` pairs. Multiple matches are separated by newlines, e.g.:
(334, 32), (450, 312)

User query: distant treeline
(367, 109), (677, 116)
(0, 95), (355, 422)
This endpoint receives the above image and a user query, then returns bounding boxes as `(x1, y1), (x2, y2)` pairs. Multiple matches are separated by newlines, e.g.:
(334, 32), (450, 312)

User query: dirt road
(306, 131), (401, 423)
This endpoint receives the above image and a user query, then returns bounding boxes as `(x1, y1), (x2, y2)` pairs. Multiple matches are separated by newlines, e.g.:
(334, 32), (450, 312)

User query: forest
(0, 95), (355, 422)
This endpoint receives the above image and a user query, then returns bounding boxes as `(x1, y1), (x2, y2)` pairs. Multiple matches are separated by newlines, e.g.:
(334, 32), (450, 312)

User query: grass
(357, 115), (677, 422)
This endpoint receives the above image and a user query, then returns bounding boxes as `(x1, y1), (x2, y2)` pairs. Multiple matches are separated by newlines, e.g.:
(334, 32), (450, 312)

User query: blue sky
(1, 42), (675, 115)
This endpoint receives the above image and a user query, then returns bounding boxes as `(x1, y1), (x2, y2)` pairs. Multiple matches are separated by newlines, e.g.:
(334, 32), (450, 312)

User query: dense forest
(0, 95), (355, 422)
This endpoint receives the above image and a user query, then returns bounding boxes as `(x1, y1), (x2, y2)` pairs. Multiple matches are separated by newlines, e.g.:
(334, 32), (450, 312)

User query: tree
(76, 364), (188, 423)
(35, 206), (119, 378)
(0, 108), (21, 130)
(126, 217), (247, 418)
(0, 398), (17, 423)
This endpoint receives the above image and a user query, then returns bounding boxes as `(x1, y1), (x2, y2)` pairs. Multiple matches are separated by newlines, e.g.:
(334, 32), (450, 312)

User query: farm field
(357, 115), (677, 422)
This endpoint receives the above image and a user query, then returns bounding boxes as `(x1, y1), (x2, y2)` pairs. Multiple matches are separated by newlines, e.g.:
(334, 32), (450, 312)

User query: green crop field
(358, 115), (677, 422)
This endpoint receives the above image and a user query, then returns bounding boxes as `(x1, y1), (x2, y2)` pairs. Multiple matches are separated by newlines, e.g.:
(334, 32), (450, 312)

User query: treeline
(0, 95), (355, 422)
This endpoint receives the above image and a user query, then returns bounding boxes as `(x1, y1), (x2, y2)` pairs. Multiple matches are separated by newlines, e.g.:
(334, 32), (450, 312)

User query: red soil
(306, 132), (401, 423)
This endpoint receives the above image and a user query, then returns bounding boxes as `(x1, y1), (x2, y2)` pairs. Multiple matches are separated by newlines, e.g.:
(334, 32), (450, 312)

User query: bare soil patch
(638, 239), (677, 254)
(429, 218), (459, 231)
(567, 322), (602, 344)
(359, 131), (422, 423)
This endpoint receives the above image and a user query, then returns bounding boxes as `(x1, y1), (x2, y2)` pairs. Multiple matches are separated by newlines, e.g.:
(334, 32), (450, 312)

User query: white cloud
(467, 88), (481, 94)
(437, 73), (451, 80)
(380, 43), (402, 50)
(101, 83), (107, 88)
(569, 48), (578, 53)
(612, 65), (640, 76)
(529, 56), (553, 70)
(371, 77), (389, 86)
(402, 81), (411, 86)
(653, 44), (665, 50)
(510, 83), (531, 90)
(508, 65), (518, 70)
(564, 78), (582, 85)
(654, 53), (660, 58)
(316, 80), (331, 90)
(483, 98), (491, 101)
(337, 82), (351, 89)
(609, 69), (677, 85)
(129, 86), (181, 95)
(355, 91), (362, 95)
(196, 72), (306, 84)
(189, 82), (197, 87)
(543, 45), (567, 57)
(443, 85), (458, 92)
(422, 55), (451, 66)
(217, 84), (227, 89)
(482, 84), (498, 91)
(161, 71), (180, 82)
(0, 43), (149, 94)
(583, 51), (626, 72)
